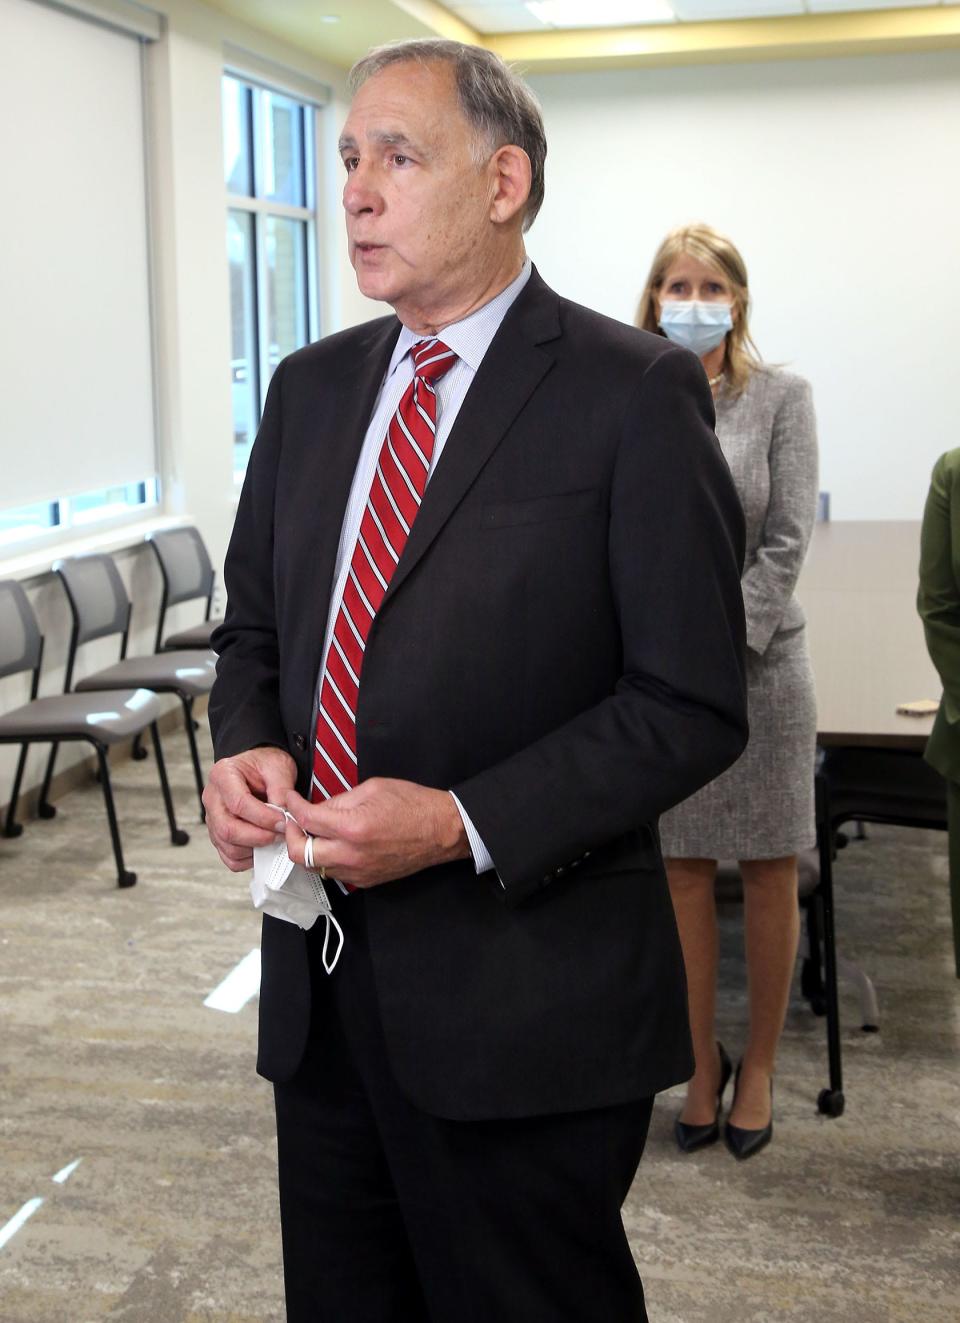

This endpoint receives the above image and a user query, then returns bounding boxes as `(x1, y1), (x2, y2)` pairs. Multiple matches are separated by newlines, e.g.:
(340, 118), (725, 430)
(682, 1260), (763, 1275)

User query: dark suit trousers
(273, 891), (654, 1322)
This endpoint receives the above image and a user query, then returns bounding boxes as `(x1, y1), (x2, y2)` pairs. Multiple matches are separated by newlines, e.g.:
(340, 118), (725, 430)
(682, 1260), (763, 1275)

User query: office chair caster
(818, 1088), (845, 1118)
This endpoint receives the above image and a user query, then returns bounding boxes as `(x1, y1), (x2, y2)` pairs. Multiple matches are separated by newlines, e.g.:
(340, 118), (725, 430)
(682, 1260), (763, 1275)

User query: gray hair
(348, 39), (546, 232)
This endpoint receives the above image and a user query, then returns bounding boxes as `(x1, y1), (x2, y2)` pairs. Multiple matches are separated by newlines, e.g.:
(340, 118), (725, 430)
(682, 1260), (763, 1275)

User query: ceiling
(201, 1), (960, 71)
(446, 2), (952, 33)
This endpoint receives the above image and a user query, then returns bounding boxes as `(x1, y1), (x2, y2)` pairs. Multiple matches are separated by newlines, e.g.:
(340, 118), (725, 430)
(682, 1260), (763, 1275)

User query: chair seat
(0, 688), (163, 743)
(820, 747), (947, 829)
(74, 650), (216, 697)
(163, 618), (223, 650)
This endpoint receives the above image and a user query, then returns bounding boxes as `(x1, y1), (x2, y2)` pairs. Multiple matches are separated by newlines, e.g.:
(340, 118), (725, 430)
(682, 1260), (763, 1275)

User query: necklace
(707, 372), (725, 388)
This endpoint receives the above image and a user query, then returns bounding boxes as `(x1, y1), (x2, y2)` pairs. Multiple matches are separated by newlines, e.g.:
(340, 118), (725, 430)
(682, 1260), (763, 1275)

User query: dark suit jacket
(209, 268), (748, 1122)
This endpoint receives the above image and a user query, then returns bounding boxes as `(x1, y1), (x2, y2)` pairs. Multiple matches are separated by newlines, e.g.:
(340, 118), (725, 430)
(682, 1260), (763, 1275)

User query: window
(223, 75), (319, 481)
(1, 0), (160, 552)
(0, 481), (159, 549)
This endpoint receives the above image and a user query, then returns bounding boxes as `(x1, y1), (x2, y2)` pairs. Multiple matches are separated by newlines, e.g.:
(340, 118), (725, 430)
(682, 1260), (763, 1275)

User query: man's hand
(283, 778), (470, 889)
(203, 747), (298, 872)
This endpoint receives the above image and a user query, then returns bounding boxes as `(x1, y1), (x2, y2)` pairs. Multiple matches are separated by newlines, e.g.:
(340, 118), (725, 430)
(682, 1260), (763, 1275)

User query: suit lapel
(382, 270), (562, 607)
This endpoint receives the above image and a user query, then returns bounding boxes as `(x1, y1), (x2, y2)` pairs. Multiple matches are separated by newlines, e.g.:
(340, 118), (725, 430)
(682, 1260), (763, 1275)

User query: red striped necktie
(310, 338), (457, 814)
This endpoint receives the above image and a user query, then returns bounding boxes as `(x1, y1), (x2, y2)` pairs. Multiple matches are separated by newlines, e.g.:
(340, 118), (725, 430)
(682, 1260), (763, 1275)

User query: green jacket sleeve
(918, 451), (960, 725)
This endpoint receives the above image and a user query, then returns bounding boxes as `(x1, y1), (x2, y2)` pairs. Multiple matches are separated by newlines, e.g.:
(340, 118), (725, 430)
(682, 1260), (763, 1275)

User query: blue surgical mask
(658, 300), (733, 356)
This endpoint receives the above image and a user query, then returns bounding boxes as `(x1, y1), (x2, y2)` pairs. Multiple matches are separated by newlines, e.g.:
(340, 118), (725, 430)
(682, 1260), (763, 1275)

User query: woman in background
(917, 450), (960, 979)
(637, 224), (818, 1159)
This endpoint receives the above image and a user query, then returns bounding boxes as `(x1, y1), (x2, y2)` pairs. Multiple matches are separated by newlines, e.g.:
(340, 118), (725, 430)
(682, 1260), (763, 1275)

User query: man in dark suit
(204, 38), (747, 1323)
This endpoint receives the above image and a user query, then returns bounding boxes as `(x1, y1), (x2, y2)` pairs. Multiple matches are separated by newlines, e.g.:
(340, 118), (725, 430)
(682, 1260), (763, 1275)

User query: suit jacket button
(293, 733), (306, 752)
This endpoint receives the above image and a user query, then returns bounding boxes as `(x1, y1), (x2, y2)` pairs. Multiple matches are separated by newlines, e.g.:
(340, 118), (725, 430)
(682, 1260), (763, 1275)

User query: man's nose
(343, 167), (382, 217)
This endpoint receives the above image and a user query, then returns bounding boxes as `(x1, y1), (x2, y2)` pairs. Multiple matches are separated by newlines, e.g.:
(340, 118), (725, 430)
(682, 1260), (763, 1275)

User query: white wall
(526, 51), (960, 521)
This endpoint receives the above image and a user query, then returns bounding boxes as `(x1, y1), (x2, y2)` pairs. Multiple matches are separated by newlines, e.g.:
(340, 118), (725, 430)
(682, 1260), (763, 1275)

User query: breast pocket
(480, 488), (601, 530)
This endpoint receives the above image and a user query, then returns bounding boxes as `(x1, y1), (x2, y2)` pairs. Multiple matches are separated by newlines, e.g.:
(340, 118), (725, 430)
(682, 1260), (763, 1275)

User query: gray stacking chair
(146, 525), (223, 653)
(0, 579), (187, 887)
(49, 553), (216, 819)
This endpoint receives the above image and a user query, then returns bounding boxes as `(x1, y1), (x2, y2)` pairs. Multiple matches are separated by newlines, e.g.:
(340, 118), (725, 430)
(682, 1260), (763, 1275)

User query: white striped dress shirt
(316, 259), (533, 876)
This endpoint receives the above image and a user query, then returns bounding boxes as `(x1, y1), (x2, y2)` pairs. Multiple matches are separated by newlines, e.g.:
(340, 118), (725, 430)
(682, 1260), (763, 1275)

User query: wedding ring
(303, 833), (327, 881)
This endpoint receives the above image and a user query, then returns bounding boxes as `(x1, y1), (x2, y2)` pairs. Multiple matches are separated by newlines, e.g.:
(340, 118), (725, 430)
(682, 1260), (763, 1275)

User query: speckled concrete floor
(1, 728), (958, 1322)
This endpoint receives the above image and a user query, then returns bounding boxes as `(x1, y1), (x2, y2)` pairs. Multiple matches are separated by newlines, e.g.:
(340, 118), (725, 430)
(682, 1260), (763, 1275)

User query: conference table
(797, 519), (938, 750)
(794, 520), (949, 1115)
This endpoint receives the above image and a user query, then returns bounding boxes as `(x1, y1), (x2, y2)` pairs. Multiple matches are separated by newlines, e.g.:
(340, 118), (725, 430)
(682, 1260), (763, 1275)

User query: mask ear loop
(302, 831), (344, 974)
(321, 912), (345, 975)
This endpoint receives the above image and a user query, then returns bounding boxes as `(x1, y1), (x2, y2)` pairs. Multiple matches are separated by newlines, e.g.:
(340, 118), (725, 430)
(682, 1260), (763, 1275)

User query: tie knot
(413, 338), (457, 385)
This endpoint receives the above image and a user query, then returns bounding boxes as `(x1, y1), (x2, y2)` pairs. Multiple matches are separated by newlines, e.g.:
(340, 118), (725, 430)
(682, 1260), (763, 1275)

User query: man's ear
(488, 144), (532, 226)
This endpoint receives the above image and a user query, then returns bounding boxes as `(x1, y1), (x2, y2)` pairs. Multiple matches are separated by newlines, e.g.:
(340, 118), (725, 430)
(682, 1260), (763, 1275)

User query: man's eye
(392, 154), (408, 167)
(343, 157), (359, 172)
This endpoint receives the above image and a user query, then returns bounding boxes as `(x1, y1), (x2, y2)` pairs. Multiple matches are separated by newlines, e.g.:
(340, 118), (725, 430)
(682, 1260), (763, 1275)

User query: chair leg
(150, 722), (189, 847)
(800, 897), (827, 1017)
(38, 741), (60, 818)
(3, 743), (30, 838)
(94, 744), (136, 888)
(180, 696), (206, 822)
(815, 773), (845, 1117)
(835, 954), (880, 1033)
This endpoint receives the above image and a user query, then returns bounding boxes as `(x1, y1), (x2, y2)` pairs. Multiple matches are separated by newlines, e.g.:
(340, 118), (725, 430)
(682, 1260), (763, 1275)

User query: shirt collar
(387, 258), (532, 380)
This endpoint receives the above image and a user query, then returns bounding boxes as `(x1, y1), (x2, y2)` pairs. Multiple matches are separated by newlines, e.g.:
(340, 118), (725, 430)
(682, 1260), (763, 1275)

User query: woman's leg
(666, 858), (721, 1125)
(732, 855), (800, 1129)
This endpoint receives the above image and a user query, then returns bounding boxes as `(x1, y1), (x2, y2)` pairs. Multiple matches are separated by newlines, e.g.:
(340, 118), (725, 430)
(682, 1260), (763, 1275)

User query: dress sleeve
(740, 374), (819, 655)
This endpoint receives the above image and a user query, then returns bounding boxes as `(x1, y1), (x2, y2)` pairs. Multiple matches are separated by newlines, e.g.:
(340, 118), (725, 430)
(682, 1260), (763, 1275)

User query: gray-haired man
(205, 38), (747, 1322)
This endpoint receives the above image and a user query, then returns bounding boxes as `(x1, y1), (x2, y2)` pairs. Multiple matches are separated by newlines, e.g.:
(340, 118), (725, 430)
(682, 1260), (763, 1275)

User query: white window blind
(0, 0), (156, 510)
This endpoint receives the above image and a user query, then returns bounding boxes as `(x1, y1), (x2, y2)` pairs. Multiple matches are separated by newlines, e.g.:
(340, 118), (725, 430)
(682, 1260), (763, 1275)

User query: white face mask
(658, 300), (733, 356)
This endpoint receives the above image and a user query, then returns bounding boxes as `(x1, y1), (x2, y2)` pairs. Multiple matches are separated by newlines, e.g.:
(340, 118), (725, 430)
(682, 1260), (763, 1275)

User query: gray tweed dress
(659, 365), (819, 860)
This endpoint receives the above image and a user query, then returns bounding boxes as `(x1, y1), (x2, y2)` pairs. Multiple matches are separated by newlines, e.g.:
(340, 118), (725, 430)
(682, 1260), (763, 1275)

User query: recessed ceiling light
(526, 0), (675, 27)
(318, 14), (340, 23)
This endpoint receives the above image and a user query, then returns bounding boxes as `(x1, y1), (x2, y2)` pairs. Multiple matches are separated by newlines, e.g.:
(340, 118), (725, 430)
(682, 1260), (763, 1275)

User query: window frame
(223, 72), (323, 482)
(0, 479), (161, 552)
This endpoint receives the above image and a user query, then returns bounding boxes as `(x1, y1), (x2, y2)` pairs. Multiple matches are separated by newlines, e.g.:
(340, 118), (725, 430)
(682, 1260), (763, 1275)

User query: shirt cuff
(449, 791), (496, 875)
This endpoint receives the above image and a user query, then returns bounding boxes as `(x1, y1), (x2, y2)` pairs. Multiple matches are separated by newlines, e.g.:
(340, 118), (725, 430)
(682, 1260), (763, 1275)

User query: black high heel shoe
(724, 1063), (774, 1161)
(674, 1042), (733, 1153)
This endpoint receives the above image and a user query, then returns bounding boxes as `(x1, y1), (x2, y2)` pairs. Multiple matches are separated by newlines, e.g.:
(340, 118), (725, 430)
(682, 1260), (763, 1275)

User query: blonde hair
(635, 223), (762, 397)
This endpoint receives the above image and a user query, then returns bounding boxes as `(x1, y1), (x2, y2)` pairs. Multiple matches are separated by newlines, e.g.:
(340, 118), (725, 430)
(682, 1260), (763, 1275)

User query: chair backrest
(54, 554), (130, 646)
(0, 579), (42, 681)
(147, 526), (215, 607)
(146, 525), (216, 652)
